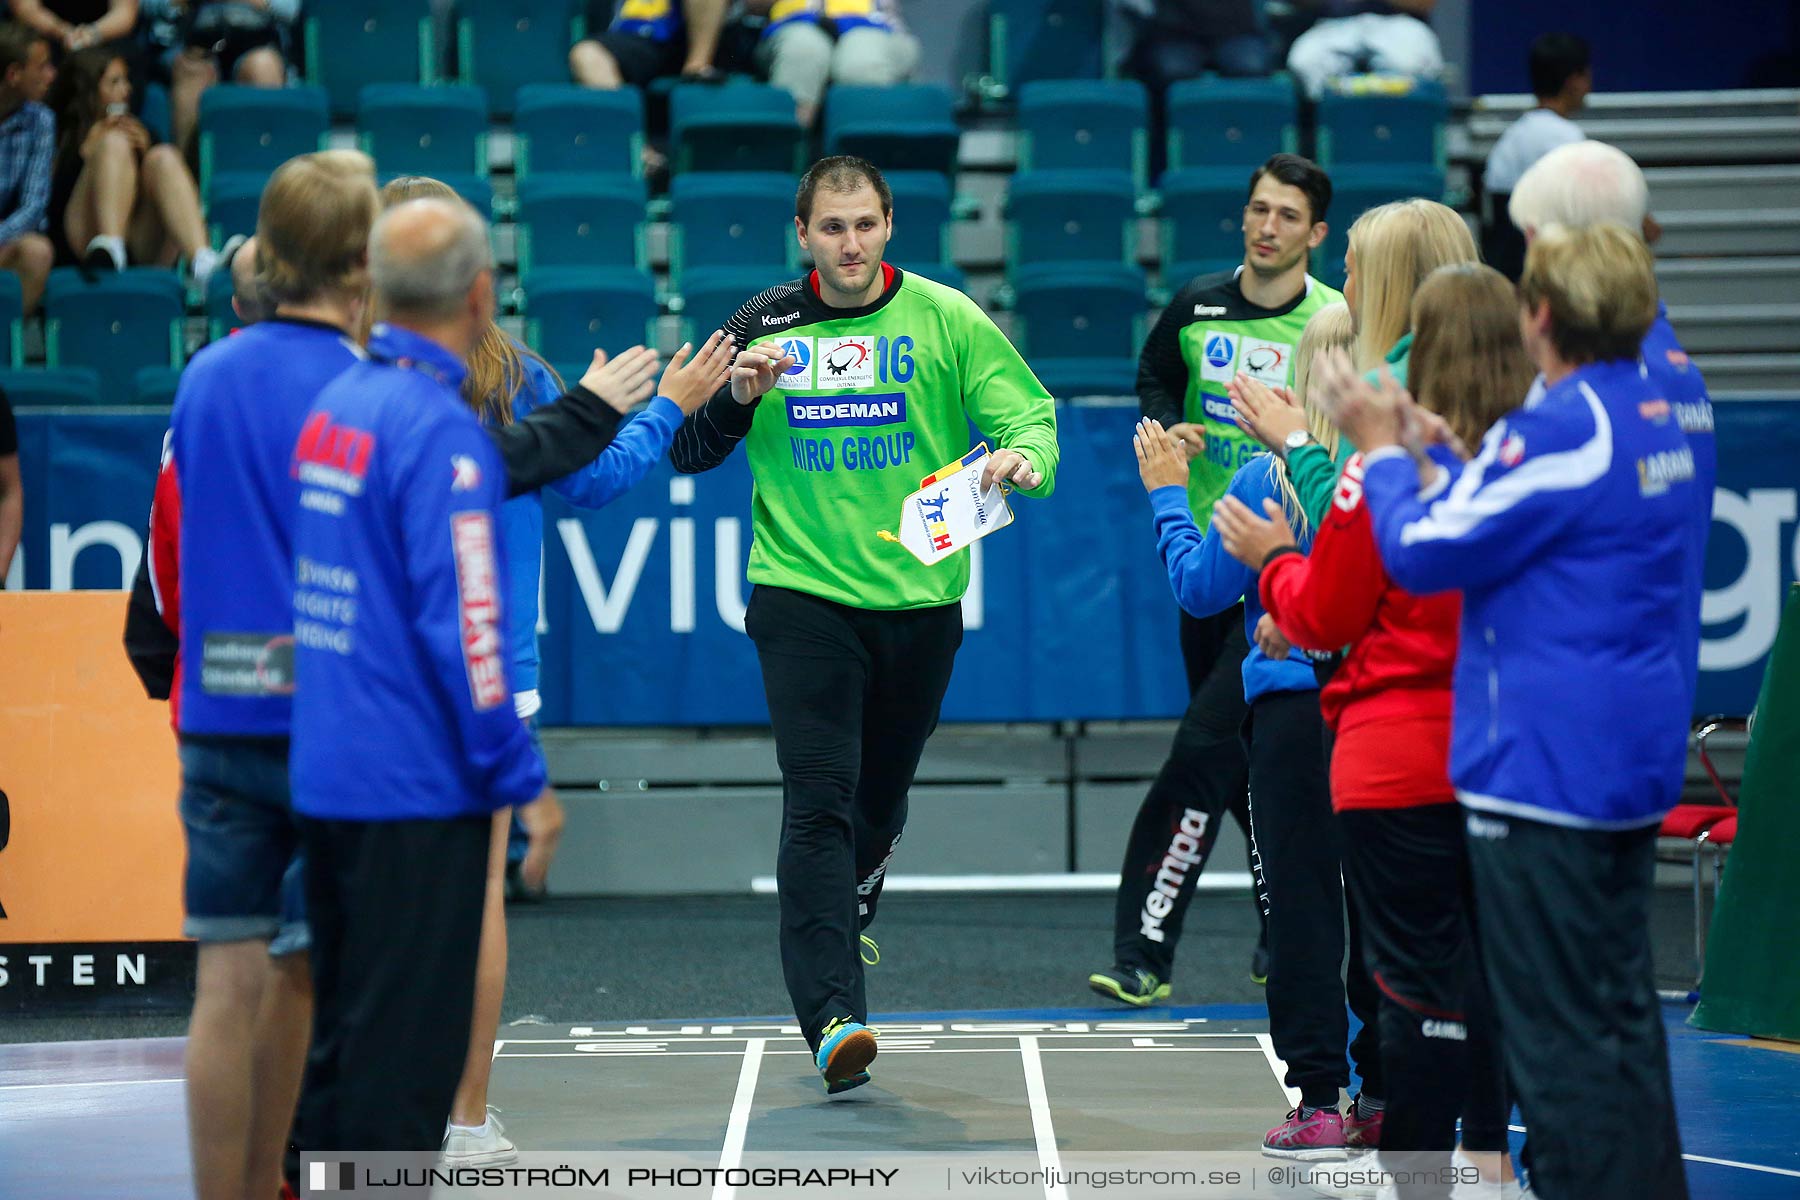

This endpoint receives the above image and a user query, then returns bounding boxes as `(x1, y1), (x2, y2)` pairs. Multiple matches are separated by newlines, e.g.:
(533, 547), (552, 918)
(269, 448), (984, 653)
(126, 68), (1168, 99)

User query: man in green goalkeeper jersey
(671, 156), (1059, 1093)
(1089, 154), (1344, 1010)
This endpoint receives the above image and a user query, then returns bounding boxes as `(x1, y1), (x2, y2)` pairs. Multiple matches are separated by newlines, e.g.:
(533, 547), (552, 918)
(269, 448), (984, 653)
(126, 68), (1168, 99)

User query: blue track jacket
(290, 325), (545, 820)
(1149, 453), (1320, 703)
(1361, 358), (1704, 830)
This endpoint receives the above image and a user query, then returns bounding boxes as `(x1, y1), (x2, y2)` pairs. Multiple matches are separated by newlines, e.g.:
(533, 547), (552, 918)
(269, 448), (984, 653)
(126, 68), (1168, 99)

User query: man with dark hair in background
(1088, 154), (1341, 1011)
(672, 154), (1060, 1095)
(0, 22), (57, 315)
(1482, 31), (1592, 278)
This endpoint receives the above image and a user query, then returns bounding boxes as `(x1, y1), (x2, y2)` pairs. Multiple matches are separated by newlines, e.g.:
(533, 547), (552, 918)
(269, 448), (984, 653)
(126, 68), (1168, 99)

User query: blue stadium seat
(133, 365), (183, 407)
(358, 84), (488, 178)
(1033, 357), (1137, 399)
(44, 269), (185, 399)
(205, 172), (265, 246)
(1006, 169), (1136, 267)
(1166, 75), (1299, 173)
(1316, 80), (1448, 169)
(0, 272), (20, 366)
(1316, 163), (1448, 289)
(823, 84), (960, 177)
(205, 265), (239, 341)
(305, 1), (437, 116)
(377, 171), (494, 215)
(1017, 80), (1148, 188)
(520, 268), (658, 364)
(670, 82), (804, 174)
(987, 0), (1104, 95)
(196, 85), (328, 196)
(677, 265), (792, 344)
(1159, 166), (1251, 284)
(0, 367), (103, 407)
(1012, 263), (1147, 361)
(517, 175), (644, 274)
(882, 171), (953, 270)
(456, 0), (585, 117)
(669, 172), (796, 277)
(514, 85), (642, 180)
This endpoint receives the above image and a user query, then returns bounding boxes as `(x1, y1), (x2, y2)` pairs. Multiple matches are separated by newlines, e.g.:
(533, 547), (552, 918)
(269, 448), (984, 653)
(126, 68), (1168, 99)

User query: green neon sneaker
(1087, 965), (1172, 1007)
(816, 1016), (879, 1092)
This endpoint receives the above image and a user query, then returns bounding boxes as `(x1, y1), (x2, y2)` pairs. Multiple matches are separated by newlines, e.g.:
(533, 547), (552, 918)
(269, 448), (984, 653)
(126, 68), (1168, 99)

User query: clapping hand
(1211, 494), (1297, 570)
(578, 345), (661, 415)
(1134, 418), (1192, 492)
(1227, 374), (1307, 452)
(656, 330), (737, 415)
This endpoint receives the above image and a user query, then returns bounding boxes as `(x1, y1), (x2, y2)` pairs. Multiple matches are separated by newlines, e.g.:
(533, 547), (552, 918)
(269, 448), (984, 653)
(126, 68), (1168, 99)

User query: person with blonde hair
(1214, 265), (1531, 1191)
(1134, 302), (1388, 1161)
(1319, 222), (1699, 1200)
(367, 176), (737, 1167)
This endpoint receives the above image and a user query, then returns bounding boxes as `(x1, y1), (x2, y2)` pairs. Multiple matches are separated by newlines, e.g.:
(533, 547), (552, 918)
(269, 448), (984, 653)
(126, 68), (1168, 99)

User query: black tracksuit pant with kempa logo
(1111, 605), (1265, 979)
(746, 584), (962, 1053)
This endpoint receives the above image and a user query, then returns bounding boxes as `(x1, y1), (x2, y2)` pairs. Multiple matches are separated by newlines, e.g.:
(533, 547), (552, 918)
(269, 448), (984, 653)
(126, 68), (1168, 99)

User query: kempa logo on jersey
(1140, 808), (1210, 943)
(786, 391), (908, 428)
(761, 311), (802, 327)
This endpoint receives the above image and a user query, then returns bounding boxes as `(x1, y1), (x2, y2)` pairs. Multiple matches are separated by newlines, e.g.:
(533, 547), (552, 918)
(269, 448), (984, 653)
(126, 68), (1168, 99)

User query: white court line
(1017, 1036), (1070, 1200)
(711, 1038), (765, 1200)
(0, 1077), (183, 1091)
(1253, 1034), (1301, 1110)
(491, 1040), (505, 1060)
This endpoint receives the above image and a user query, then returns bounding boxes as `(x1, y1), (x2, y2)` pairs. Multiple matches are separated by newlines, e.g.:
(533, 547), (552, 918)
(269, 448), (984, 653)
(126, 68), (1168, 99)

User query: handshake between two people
(572, 329), (740, 418)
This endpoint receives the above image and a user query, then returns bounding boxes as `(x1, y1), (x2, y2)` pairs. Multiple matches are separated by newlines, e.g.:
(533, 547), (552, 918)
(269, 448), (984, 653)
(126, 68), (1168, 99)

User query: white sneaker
(441, 1107), (518, 1166)
(1450, 1148), (1514, 1199)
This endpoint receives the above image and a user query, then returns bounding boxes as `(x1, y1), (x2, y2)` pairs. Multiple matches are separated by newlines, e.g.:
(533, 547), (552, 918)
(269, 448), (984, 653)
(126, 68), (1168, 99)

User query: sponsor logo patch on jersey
(1203, 395), (1238, 425)
(1239, 338), (1293, 387)
(450, 511), (507, 712)
(1193, 304), (1227, 318)
(1638, 398), (1671, 424)
(1199, 332), (1238, 385)
(813, 336), (877, 389)
(1333, 456), (1365, 512)
(779, 336), (811, 382)
(760, 310), (802, 328)
(1498, 431), (1526, 467)
(294, 411), (376, 495)
(786, 391), (907, 428)
(1638, 446), (1695, 497)
(451, 454), (482, 491)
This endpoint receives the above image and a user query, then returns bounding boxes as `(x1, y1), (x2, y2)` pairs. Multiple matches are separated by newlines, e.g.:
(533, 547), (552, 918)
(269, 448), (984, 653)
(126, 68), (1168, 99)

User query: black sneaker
(1087, 965), (1171, 1007)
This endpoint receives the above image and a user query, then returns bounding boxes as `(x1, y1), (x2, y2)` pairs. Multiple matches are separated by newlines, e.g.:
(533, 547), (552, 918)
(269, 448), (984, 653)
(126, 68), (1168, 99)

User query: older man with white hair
(1510, 137), (1715, 711)
(286, 197), (556, 1173)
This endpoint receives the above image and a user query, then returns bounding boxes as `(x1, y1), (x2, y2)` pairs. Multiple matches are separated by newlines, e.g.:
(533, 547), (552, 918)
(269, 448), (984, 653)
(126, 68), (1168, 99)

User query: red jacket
(1258, 454), (1460, 809)
(148, 432), (182, 730)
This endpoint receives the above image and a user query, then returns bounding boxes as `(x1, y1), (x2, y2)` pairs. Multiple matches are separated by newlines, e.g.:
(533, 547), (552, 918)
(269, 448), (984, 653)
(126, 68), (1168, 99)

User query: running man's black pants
(1111, 605), (1263, 978)
(1465, 814), (1688, 1200)
(1341, 804), (1508, 1196)
(1248, 688), (1383, 1109)
(745, 585), (962, 1052)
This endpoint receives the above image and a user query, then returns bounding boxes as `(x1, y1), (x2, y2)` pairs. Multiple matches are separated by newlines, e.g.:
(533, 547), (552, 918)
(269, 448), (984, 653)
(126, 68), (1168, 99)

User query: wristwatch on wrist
(1282, 428), (1316, 462)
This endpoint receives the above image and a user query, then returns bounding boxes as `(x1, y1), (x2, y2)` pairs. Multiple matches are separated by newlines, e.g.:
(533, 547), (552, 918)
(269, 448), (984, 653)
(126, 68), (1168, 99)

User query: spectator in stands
(46, 45), (225, 284)
(1481, 32), (1589, 278)
(0, 23), (58, 315)
(0, 382), (18, 583)
(140, 0), (296, 160)
(747, 1), (918, 128)
(570, 0), (728, 91)
(1119, 0), (1270, 90)
(7, 0), (138, 57)
(1285, 1), (1442, 101)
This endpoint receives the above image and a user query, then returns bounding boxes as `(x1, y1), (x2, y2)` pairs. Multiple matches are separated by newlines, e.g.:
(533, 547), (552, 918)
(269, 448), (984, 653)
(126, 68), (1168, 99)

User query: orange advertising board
(0, 592), (186, 952)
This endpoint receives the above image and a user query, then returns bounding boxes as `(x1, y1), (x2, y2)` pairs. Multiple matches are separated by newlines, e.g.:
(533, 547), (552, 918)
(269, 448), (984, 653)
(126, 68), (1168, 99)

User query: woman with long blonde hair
(371, 178), (736, 1165)
(1213, 264), (1532, 1187)
(1134, 302), (1389, 1158)
(1341, 198), (1479, 379)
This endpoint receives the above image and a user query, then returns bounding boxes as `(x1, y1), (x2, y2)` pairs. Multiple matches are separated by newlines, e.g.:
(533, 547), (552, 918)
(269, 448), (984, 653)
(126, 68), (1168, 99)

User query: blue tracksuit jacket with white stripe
(1360, 358), (1703, 830)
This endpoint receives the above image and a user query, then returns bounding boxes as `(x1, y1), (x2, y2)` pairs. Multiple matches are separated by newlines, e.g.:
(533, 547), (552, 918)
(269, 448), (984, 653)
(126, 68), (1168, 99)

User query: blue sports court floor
(3, 1002), (1795, 1199)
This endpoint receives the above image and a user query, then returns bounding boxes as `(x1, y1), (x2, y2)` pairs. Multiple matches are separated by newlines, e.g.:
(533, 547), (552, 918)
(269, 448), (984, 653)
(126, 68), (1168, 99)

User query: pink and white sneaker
(1344, 1096), (1384, 1152)
(1263, 1105), (1348, 1161)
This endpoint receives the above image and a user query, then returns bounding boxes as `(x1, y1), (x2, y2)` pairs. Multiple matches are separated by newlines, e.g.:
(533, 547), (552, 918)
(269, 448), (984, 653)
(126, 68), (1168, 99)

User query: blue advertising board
(12, 401), (1799, 722)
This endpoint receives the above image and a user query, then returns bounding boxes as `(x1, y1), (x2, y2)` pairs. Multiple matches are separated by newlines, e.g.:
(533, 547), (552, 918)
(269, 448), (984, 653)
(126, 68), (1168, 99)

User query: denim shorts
(178, 735), (308, 954)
